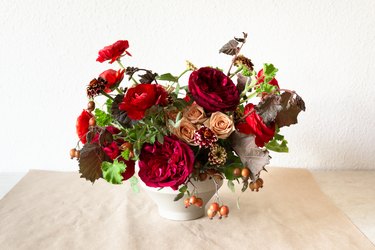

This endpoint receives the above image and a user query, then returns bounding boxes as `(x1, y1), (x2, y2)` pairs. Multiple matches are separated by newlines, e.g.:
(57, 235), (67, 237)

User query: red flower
(96, 40), (131, 64)
(76, 110), (93, 144)
(188, 67), (240, 112)
(99, 69), (125, 93)
(138, 136), (194, 190)
(236, 104), (275, 147)
(119, 84), (168, 120)
(257, 69), (280, 89)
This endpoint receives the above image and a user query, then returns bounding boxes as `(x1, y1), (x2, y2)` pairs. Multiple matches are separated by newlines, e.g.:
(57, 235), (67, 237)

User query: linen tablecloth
(0, 168), (374, 249)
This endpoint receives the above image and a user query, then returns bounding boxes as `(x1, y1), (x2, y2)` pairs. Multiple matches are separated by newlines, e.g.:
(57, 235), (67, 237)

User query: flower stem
(101, 91), (115, 100)
(177, 69), (190, 80)
(117, 60), (125, 69)
(227, 42), (245, 76)
(229, 67), (243, 78)
(116, 87), (123, 94)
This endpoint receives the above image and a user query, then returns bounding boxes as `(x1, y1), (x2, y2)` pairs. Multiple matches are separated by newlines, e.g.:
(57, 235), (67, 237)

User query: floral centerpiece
(70, 33), (305, 219)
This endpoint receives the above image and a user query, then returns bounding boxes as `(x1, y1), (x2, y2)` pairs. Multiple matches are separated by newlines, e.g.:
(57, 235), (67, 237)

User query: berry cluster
(184, 195), (203, 208)
(207, 202), (229, 219)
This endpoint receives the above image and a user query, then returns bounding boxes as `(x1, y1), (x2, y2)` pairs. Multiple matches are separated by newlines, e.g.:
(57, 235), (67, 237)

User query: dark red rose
(102, 141), (135, 181)
(99, 69), (125, 93)
(119, 84), (168, 120)
(96, 40), (131, 64)
(236, 103), (275, 147)
(76, 110), (93, 144)
(138, 136), (194, 190)
(188, 67), (240, 112)
(257, 69), (280, 89)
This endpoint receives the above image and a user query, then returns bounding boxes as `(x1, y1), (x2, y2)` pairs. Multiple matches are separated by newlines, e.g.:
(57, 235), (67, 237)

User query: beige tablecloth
(0, 168), (374, 250)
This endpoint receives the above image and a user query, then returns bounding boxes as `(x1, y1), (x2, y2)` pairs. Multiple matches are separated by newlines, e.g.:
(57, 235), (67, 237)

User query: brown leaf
(275, 92), (306, 128)
(236, 73), (248, 93)
(111, 94), (135, 127)
(99, 129), (113, 146)
(255, 94), (282, 126)
(138, 71), (158, 84)
(78, 143), (109, 183)
(219, 39), (239, 55)
(230, 131), (270, 180)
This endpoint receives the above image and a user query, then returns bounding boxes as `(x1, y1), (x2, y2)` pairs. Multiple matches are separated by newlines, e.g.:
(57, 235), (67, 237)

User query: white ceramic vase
(141, 178), (223, 221)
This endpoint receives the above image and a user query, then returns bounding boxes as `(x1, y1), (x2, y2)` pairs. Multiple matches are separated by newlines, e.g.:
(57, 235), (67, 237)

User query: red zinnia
(76, 110), (93, 144)
(99, 69), (125, 93)
(236, 103), (275, 147)
(96, 40), (131, 64)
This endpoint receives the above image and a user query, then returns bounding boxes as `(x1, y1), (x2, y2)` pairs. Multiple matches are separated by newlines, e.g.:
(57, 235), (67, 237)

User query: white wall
(1, 0), (374, 172)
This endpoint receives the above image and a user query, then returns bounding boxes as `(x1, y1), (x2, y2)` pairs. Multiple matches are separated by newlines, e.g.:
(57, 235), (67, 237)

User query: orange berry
(256, 178), (264, 188)
(89, 117), (96, 126)
(249, 181), (259, 192)
(209, 202), (220, 212)
(184, 198), (190, 208)
(241, 167), (250, 178)
(194, 198), (203, 208)
(69, 148), (77, 159)
(74, 150), (80, 159)
(233, 167), (241, 177)
(219, 205), (229, 217)
(87, 101), (95, 112)
(207, 209), (216, 219)
(189, 195), (197, 205)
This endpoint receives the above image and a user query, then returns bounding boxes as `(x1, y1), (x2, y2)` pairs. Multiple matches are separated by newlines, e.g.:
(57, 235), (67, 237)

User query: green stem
(117, 60), (125, 69)
(116, 87), (123, 94)
(229, 67), (243, 78)
(177, 69), (190, 80)
(101, 91), (115, 100)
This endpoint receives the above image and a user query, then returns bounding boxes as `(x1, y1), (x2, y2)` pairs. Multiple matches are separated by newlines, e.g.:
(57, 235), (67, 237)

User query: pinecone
(208, 144), (227, 166)
(234, 55), (254, 71)
(86, 78), (106, 98)
(193, 126), (218, 148)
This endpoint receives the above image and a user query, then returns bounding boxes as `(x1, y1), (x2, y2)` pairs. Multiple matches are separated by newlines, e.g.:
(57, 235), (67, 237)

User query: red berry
(87, 101), (95, 112)
(207, 209), (216, 219)
(209, 202), (220, 212)
(219, 205), (229, 217)
(184, 198), (190, 208)
(69, 148), (77, 159)
(74, 150), (80, 159)
(89, 117), (96, 126)
(241, 167), (250, 178)
(189, 195), (197, 205)
(194, 198), (203, 208)
(233, 167), (241, 177)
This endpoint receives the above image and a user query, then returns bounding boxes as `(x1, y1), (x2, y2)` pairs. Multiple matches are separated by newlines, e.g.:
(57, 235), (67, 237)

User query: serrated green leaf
(157, 73), (178, 82)
(94, 108), (112, 126)
(263, 63), (278, 84)
(101, 160), (126, 184)
(227, 180), (235, 193)
(121, 148), (130, 161)
(174, 192), (184, 202)
(105, 99), (113, 114)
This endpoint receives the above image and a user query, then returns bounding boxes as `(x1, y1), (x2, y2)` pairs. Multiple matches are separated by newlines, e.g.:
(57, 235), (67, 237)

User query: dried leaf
(99, 129), (113, 146)
(236, 73), (247, 93)
(230, 131), (271, 180)
(255, 94), (282, 126)
(78, 143), (109, 183)
(111, 94), (134, 127)
(219, 39), (239, 55)
(138, 71), (158, 83)
(275, 92), (306, 128)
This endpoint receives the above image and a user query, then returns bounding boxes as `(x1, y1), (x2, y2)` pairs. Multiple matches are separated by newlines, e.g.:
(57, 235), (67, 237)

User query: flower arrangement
(70, 33), (305, 219)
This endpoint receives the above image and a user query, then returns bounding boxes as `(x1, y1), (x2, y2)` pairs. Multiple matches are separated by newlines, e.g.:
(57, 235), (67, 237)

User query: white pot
(141, 178), (223, 221)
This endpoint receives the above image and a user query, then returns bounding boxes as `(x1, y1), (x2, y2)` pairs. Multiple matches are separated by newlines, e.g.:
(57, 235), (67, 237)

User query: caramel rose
(204, 112), (235, 139)
(174, 118), (198, 146)
(183, 103), (207, 124)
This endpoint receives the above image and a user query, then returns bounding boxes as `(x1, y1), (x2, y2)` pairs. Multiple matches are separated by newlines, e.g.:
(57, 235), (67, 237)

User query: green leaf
(179, 185), (187, 193)
(227, 180), (235, 193)
(105, 99), (113, 114)
(121, 148), (130, 161)
(174, 82), (180, 95)
(129, 176), (140, 193)
(156, 73), (179, 82)
(94, 108), (112, 127)
(266, 137), (289, 153)
(101, 159), (126, 184)
(263, 63), (278, 84)
(157, 134), (164, 144)
(174, 192), (184, 202)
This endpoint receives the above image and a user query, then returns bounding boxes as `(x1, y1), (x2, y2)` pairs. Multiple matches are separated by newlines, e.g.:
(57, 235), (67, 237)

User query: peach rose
(183, 103), (207, 124)
(204, 112), (235, 139)
(174, 118), (198, 146)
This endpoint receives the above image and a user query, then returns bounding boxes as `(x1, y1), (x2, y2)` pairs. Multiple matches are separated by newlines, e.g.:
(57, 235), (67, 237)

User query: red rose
(76, 110), (93, 144)
(138, 136), (194, 190)
(236, 103), (275, 147)
(119, 84), (168, 120)
(188, 67), (240, 112)
(96, 40), (131, 64)
(102, 141), (135, 181)
(99, 69), (125, 93)
(257, 69), (280, 89)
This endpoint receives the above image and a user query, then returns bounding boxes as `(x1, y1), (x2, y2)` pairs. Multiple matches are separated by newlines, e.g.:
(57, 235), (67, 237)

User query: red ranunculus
(257, 69), (280, 89)
(99, 69), (125, 93)
(236, 103), (275, 147)
(119, 84), (168, 120)
(188, 67), (240, 112)
(138, 136), (194, 190)
(102, 141), (135, 181)
(96, 40), (131, 63)
(76, 110), (93, 144)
